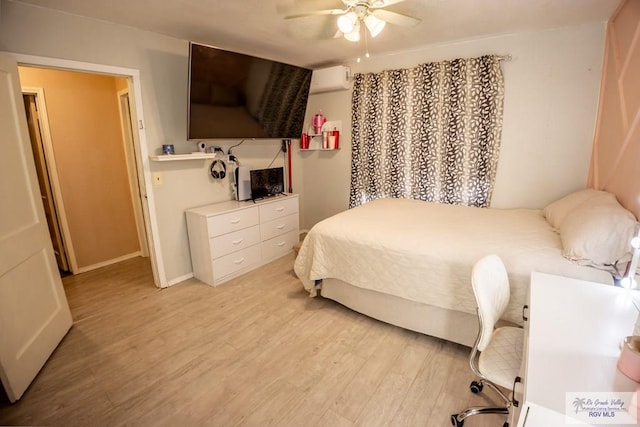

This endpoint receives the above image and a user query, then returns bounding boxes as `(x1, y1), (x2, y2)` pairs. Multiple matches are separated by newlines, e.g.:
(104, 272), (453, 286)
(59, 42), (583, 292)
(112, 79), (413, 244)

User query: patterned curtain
(349, 55), (505, 208)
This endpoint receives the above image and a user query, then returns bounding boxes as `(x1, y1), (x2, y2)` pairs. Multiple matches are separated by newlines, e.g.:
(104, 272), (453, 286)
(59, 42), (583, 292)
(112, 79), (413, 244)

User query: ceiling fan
(279, 0), (421, 42)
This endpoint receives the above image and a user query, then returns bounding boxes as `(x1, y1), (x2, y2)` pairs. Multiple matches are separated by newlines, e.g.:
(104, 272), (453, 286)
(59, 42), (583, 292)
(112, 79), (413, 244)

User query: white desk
(517, 272), (639, 426)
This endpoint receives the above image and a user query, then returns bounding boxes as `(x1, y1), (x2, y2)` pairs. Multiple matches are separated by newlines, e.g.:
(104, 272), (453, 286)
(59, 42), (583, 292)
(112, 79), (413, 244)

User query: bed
(293, 190), (638, 346)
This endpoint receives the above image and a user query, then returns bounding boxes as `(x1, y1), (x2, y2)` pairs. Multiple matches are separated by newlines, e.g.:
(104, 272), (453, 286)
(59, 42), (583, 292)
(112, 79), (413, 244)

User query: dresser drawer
(207, 207), (258, 237)
(210, 225), (260, 259)
(259, 197), (299, 223)
(260, 213), (299, 241)
(261, 230), (298, 262)
(212, 245), (261, 281)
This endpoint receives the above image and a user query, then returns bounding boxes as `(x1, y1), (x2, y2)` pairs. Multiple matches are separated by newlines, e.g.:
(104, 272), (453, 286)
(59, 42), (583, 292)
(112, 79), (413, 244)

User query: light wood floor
(0, 255), (507, 426)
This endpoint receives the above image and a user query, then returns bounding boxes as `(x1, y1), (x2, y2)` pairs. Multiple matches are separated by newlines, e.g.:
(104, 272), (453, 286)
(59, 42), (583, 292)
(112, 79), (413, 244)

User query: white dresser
(186, 194), (299, 286)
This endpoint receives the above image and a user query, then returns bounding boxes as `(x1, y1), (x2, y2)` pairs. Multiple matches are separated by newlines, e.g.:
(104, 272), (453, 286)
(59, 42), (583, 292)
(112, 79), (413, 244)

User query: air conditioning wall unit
(309, 66), (351, 94)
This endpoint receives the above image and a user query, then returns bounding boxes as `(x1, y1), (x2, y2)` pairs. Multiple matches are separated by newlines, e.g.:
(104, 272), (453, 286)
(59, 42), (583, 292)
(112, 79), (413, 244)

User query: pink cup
(313, 114), (326, 134)
(618, 336), (640, 381)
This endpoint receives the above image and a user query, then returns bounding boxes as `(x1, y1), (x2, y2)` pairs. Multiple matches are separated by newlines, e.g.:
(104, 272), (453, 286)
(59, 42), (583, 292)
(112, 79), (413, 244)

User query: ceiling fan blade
(284, 14), (340, 41)
(369, 0), (407, 8)
(311, 16), (343, 40)
(277, 0), (345, 16)
(371, 9), (421, 27)
(283, 9), (346, 19)
(284, 9), (348, 19)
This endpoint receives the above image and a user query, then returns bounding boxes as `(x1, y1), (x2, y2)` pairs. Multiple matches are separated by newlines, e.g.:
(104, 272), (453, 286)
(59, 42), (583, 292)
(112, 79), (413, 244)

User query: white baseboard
(75, 251), (143, 274)
(166, 272), (194, 287)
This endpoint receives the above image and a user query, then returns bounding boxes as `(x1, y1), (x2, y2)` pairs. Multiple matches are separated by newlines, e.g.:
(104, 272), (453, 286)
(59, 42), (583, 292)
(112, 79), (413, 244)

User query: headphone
(210, 159), (227, 180)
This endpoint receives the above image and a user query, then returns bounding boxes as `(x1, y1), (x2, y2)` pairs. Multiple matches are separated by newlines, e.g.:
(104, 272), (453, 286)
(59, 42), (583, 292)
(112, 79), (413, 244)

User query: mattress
(294, 198), (613, 325)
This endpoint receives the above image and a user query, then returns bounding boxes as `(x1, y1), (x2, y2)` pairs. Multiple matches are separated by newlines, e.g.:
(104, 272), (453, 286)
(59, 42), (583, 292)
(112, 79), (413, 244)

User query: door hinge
(138, 120), (144, 129)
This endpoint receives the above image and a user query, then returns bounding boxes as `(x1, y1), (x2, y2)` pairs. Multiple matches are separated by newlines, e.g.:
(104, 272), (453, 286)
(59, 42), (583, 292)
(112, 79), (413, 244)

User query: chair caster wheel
(469, 380), (483, 393)
(450, 414), (464, 426)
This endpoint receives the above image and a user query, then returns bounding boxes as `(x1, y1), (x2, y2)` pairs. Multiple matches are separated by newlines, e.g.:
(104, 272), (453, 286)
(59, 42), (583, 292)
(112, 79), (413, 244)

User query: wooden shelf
(149, 153), (218, 162)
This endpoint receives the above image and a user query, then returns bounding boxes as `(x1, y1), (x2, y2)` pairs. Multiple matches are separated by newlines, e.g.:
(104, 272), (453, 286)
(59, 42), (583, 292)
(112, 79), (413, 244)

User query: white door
(0, 54), (73, 402)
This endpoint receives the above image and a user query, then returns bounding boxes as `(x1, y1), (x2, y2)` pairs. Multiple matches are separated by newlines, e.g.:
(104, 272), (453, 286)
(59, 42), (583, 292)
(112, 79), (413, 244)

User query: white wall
(0, 0), (290, 284)
(296, 23), (607, 229)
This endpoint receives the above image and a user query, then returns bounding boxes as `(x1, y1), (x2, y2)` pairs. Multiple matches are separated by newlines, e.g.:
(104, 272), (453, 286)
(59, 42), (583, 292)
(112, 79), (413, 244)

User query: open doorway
(117, 88), (149, 258)
(22, 92), (70, 274)
(10, 53), (165, 288)
(19, 67), (146, 276)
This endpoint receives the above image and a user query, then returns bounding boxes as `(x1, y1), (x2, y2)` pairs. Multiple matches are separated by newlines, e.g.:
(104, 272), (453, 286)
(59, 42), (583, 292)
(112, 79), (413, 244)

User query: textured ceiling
(13, 0), (621, 67)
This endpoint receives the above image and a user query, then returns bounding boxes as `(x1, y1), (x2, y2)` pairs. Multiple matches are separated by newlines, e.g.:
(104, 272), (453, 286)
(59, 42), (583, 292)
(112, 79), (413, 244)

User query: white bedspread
(294, 198), (613, 325)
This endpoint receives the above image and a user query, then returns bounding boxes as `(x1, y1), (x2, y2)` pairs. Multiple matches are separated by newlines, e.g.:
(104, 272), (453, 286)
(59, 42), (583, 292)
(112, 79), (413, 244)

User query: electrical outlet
(153, 172), (163, 187)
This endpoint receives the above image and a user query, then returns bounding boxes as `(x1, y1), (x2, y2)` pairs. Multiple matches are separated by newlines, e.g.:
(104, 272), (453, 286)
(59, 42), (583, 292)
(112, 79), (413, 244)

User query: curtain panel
(349, 55), (505, 208)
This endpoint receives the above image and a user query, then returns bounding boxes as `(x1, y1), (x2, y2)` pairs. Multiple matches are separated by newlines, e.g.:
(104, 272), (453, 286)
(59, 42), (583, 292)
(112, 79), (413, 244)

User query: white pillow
(543, 189), (615, 230)
(559, 195), (638, 268)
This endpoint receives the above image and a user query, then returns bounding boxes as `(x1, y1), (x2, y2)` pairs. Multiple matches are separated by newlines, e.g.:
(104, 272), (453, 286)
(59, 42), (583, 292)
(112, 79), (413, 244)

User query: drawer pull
(276, 224), (285, 230)
(512, 376), (521, 407)
(522, 304), (529, 322)
(232, 238), (244, 245)
(277, 241), (286, 247)
(230, 218), (241, 224)
(276, 207), (285, 212)
(233, 257), (245, 265)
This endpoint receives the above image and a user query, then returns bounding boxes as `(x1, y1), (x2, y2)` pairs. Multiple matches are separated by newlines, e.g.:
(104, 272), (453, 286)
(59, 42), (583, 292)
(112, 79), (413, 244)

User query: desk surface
(521, 272), (638, 425)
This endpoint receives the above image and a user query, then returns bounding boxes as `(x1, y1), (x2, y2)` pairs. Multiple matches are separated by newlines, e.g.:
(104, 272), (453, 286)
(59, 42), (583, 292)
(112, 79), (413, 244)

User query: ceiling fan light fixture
(364, 14), (385, 38)
(337, 12), (357, 34)
(344, 20), (361, 42)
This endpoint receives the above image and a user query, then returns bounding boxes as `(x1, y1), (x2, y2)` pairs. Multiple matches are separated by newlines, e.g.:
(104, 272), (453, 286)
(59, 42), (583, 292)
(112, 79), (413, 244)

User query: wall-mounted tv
(188, 42), (312, 140)
(250, 167), (284, 199)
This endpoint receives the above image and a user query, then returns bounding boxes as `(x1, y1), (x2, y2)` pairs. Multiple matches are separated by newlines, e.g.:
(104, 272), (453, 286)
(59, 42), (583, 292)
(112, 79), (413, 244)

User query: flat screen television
(188, 42), (312, 140)
(250, 167), (284, 199)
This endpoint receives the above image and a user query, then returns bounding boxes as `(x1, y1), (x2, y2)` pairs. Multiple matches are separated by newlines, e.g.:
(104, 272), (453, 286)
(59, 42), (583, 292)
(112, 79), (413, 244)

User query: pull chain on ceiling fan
(279, 0), (421, 43)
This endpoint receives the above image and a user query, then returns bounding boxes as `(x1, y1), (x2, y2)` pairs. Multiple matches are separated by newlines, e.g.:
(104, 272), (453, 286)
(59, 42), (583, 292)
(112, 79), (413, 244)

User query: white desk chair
(451, 254), (524, 427)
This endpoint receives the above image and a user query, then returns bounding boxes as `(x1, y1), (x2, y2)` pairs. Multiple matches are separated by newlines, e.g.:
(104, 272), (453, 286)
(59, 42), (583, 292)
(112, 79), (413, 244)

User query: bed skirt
(321, 278), (480, 347)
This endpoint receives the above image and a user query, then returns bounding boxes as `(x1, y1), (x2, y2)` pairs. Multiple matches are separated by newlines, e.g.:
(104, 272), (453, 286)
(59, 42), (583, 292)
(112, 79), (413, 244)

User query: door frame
(22, 86), (77, 273)
(8, 53), (166, 287)
(117, 88), (149, 258)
